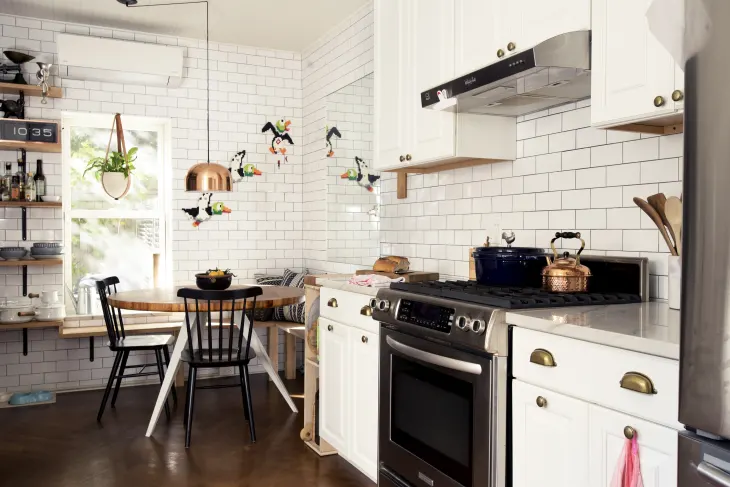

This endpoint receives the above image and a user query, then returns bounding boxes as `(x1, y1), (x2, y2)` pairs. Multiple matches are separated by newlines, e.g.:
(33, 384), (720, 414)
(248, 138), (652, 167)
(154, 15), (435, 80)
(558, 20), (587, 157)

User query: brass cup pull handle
(672, 89), (684, 102)
(497, 48), (505, 58)
(620, 371), (657, 395)
(536, 396), (547, 408)
(624, 426), (636, 440)
(654, 95), (665, 107)
(327, 298), (338, 308)
(327, 324), (333, 332)
(360, 305), (373, 317)
(362, 335), (368, 344)
(18, 311), (36, 317)
(507, 42), (516, 51)
(529, 348), (557, 367)
(399, 155), (405, 162)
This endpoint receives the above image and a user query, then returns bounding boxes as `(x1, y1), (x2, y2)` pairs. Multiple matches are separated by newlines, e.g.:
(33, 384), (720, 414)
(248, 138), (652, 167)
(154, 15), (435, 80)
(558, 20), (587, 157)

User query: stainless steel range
(374, 256), (647, 487)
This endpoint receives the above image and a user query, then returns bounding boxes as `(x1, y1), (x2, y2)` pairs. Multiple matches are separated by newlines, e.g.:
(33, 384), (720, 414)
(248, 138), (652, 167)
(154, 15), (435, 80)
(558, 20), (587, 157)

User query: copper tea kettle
(542, 232), (591, 293)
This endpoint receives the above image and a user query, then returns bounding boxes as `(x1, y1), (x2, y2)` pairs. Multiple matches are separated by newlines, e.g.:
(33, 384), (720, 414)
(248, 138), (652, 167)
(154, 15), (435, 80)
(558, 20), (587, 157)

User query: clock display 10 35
(0, 120), (58, 143)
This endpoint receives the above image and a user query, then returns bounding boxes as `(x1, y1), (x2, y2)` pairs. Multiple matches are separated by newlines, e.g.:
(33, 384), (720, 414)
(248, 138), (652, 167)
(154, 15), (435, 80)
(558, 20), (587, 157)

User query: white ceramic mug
(668, 256), (681, 310)
(40, 290), (59, 305)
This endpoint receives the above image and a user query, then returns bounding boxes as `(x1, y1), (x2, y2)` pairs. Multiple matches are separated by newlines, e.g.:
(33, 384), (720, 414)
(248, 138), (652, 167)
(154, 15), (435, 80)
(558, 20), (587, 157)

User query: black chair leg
(183, 366), (191, 428)
(185, 367), (198, 448)
(238, 365), (249, 421)
(154, 349), (171, 420)
(111, 350), (129, 408)
(162, 346), (177, 406)
(242, 364), (256, 443)
(97, 351), (123, 422)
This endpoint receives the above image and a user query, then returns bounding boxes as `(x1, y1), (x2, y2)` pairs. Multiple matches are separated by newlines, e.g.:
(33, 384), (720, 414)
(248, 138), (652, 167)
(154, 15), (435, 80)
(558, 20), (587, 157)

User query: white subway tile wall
(0, 13), (305, 392)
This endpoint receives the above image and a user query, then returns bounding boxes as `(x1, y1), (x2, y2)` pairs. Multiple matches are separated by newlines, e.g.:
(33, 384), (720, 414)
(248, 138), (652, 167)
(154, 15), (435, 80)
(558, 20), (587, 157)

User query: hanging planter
(83, 113), (137, 200)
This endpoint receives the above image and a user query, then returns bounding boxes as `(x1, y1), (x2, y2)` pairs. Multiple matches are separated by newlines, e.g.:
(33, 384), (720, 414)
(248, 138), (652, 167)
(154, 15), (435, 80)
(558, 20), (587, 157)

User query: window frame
(61, 112), (173, 292)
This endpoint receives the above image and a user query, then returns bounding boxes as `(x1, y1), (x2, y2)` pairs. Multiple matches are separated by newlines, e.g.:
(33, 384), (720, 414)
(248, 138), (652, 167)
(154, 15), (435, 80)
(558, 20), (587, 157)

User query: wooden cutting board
(354, 270), (439, 282)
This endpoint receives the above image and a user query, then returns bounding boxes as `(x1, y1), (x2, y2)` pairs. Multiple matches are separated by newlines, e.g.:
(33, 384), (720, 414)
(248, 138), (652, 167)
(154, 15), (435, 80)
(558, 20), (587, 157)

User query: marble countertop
(506, 301), (680, 360)
(316, 278), (382, 297)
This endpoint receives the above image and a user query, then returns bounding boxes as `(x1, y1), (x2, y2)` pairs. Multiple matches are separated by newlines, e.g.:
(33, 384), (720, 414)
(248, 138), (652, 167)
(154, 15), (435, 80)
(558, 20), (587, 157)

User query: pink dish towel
(611, 436), (644, 487)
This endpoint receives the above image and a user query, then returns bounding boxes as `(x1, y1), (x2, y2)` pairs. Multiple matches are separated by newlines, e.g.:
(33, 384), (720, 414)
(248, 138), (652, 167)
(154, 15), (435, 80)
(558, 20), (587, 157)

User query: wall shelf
(0, 140), (61, 153)
(0, 82), (62, 99)
(0, 320), (63, 356)
(0, 201), (61, 208)
(0, 258), (62, 267)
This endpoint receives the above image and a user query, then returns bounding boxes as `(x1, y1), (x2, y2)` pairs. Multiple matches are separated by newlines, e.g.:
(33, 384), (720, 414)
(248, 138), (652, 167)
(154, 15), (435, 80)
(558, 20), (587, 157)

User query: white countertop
(316, 278), (381, 297)
(506, 302), (680, 360)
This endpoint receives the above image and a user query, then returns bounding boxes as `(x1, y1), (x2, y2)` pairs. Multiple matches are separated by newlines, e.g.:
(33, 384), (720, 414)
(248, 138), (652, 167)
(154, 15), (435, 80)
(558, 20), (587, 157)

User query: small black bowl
(195, 273), (233, 291)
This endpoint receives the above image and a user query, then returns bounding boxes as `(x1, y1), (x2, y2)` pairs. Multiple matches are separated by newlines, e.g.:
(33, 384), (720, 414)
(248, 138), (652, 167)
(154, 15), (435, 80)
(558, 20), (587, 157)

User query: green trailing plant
(83, 147), (138, 180)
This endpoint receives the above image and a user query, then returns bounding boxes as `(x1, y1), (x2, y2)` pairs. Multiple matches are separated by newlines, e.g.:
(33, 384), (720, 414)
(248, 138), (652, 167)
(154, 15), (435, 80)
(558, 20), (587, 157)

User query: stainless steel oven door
(379, 327), (505, 487)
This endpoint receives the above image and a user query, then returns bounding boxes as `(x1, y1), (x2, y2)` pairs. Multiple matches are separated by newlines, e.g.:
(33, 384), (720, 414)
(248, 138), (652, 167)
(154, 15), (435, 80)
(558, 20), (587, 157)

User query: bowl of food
(195, 268), (235, 291)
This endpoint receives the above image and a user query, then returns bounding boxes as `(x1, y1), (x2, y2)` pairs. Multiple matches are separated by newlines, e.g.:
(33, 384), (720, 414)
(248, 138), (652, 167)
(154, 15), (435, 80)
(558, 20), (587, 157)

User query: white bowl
(43, 196), (61, 203)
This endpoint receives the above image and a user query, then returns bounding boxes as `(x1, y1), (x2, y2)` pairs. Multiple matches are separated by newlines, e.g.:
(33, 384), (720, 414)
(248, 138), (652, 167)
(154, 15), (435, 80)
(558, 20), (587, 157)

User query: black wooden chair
(96, 277), (177, 422)
(177, 286), (263, 448)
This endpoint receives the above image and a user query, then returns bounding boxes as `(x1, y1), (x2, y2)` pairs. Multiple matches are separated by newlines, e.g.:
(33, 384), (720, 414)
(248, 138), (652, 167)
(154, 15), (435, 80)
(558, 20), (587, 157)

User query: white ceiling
(0, 0), (369, 51)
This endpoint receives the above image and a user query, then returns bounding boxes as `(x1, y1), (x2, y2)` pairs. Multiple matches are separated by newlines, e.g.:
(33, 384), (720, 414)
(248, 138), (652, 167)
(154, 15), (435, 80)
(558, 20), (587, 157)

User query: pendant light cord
(123, 0), (210, 164)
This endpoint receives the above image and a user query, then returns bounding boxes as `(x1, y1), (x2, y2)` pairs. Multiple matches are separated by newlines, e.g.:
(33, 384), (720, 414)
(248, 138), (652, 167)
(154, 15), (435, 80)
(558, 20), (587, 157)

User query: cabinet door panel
(409, 0), (455, 164)
(348, 329), (379, 481)
(512, 380), (589, 487)
(455, 0), (498, 75)
(374, 0), (409, 171)
(589, 405), (677, 487)
(592, 0), (677, 126)
(520, 0), (590, 50)
(493, 0), (523, 57)
(319, 317), (350, 453)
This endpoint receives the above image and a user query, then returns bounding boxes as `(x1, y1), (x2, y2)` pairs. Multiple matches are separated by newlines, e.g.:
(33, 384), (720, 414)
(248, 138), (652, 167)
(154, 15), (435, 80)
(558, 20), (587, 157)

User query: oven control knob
(377, 299), (391, 312)
(370, 298), (378, 309)
(456, 315), (471, 331)
(470, 319), (485, 334)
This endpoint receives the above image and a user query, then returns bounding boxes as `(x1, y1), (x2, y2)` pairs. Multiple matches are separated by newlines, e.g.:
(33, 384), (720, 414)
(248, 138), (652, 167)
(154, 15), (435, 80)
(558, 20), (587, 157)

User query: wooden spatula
(633, 197), (679, 256)
(647, 193), (677, 253)
(665, 196), (683, 256)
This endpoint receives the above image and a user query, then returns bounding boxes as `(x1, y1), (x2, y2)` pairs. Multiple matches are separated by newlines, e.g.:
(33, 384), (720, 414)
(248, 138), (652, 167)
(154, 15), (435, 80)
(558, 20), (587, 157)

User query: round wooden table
(108, 285), (304, 437)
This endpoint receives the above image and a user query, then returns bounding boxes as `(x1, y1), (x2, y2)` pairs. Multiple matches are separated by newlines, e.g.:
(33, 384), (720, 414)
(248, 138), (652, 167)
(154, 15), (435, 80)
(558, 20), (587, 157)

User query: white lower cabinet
(319, 312), (379, 482)
(512, 380), (589, 487)
(589, 404), (677, 487)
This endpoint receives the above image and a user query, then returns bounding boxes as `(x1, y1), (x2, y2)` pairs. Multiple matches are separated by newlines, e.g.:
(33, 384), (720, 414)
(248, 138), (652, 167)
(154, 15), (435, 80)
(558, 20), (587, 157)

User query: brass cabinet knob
(624, 426), (635, 439)
(360, 305), (373, 317)
(327, 298), (338, 308)
(620, 371), (657, 395)
(507, 42), (516, 51)
(672, 89), (684, 102)
(654, 95), (665, 107)
(536, 396), (547, 408)
(406, 154), (412, 161)
(497, 48), (505, 58)
(362, 335), (369, 344)
(327, 324), (333, 332)
(529, 348), (557, 367)
(399, 155), (405, 162)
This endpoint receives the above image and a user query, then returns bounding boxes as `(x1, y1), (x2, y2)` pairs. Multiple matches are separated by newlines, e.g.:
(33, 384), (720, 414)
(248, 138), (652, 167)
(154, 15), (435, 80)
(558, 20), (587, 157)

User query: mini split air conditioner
(57, 33), (184, 88)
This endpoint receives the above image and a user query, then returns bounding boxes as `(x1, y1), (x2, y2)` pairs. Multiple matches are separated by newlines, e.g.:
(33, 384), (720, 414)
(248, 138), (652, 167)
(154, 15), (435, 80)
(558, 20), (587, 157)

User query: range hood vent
(422, 31), (591, 116)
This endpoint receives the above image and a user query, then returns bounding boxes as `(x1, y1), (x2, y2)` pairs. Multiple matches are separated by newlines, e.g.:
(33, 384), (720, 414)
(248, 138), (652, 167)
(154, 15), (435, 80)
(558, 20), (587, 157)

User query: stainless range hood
(421, 31), (591, 116)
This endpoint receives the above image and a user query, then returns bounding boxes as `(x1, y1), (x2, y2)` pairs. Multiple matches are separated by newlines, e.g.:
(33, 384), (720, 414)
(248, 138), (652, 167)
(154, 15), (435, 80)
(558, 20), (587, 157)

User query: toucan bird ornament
(181, 192), (232, 227)
(262, 119), (293, 155)
(326, 126), (341, 157)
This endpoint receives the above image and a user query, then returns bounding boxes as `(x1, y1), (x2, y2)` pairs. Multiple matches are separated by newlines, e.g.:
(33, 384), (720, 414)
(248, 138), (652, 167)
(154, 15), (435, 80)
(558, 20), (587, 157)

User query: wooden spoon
(633, 197), (679, 256)
(647, 193), (677, 252)
(665, 196), (683, 256)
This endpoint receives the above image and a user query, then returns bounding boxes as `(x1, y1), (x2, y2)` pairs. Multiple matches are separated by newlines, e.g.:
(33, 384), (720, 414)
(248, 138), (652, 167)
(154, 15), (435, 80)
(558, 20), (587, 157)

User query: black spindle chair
(96, 277), (177, 422)
(177, 286), (263, 448)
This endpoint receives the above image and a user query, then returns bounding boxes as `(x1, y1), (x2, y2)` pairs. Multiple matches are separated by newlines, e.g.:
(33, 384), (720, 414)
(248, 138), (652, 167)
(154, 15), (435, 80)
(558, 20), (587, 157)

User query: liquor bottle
(34, 159), (46, 202)
(2, 163), (12, 202)
(10, 176), (19, 201)
(25, 172), (36, 203)
(16, 155), (25, 186)
(18, 176), (25, 202)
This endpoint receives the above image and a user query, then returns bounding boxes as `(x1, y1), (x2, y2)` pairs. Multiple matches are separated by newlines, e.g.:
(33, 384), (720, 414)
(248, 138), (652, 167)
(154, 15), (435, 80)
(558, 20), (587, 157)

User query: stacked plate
(0, 247), (27, 261)
(31, 242), (63, 260)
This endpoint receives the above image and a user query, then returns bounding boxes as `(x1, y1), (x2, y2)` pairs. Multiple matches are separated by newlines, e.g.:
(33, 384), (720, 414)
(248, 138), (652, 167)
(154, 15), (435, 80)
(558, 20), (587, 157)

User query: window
(62, 113), (172, 293)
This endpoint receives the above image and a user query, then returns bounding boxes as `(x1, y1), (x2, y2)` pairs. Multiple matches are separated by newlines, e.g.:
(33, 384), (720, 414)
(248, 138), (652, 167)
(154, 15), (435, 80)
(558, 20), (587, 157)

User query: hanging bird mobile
(340, 156), (381, 193)
(229, 150), (262, 183)
(325, 125), (341, 157)
(181, 192), (232, 227)
(262, 119), (293, 168)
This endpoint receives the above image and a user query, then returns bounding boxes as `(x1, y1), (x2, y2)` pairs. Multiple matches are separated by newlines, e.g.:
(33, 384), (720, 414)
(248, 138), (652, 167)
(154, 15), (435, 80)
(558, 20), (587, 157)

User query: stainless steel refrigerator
(679, 0), (730, 484)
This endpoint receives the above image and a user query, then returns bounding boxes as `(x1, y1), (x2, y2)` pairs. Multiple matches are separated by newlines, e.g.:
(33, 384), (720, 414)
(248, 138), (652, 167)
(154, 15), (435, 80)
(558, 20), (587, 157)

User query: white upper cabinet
(519, 0), (591, 50)
(455, 0), (499, 75)
(591, 0), (683, 127)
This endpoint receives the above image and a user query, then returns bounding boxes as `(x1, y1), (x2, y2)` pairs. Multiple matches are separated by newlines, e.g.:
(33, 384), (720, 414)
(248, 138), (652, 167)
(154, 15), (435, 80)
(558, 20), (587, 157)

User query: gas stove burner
(390, 280), (642, 309)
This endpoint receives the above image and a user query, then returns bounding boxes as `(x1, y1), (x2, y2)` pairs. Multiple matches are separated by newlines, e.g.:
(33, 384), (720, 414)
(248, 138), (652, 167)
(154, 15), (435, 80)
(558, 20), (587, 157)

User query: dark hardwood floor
(0, 374), (374, 487)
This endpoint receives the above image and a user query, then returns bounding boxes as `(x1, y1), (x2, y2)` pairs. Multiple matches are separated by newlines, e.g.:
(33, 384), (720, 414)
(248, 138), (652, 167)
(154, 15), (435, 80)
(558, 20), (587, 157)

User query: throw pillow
(253, 274), (283, 322)
(273, 268), (308, 323)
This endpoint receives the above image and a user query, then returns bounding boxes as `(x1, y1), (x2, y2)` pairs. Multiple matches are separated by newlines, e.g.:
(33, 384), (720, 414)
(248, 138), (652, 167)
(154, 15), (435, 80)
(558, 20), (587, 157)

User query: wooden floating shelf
(0, 201), (61, 208)
(0, 320), (63, 331)
(0, 140), (61, 153)
(0, 258), (62, 267)
(0, 82), (62, 98)
(605, 112), (684, 136)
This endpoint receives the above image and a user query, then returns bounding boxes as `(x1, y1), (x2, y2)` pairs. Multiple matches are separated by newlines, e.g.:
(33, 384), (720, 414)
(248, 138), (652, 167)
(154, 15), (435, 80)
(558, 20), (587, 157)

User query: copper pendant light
(121, 0), (231, 192)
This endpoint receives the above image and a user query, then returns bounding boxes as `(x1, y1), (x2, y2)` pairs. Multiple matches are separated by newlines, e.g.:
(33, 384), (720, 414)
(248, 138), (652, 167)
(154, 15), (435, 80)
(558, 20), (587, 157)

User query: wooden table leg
(285, 332), (296, 380)
(267, 327), (279, 382)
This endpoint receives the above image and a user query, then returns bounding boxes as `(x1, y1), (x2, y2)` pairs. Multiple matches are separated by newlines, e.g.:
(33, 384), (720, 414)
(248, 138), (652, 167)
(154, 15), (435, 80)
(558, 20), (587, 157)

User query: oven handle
(386, 336), (483, 375)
